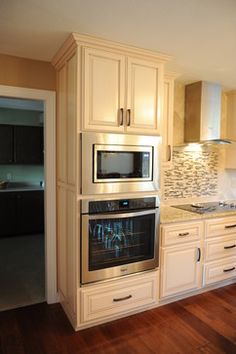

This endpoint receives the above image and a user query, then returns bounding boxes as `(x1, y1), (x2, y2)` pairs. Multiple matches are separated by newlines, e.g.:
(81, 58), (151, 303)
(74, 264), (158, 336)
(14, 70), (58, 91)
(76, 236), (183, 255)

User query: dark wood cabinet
(14, 126), (44, 164)
(0, 124), (43, 165)
(0, 125), (14, 163)
(0, 192), (17, 236)
(0, 191), (44, 237)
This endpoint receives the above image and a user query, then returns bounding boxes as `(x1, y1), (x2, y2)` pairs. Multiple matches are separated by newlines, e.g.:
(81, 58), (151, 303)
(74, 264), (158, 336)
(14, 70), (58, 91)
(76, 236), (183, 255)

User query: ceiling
(1, 0), (236, 90)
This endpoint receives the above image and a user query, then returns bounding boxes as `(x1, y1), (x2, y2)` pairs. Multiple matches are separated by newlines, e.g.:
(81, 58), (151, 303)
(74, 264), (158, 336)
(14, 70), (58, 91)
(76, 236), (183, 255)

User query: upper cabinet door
(83, 47), (125, 132)
(14, 126), (44, 164)
(162, 75), (175, 164)
(0, 125), (14, 164)
(126, 58), (163, 135)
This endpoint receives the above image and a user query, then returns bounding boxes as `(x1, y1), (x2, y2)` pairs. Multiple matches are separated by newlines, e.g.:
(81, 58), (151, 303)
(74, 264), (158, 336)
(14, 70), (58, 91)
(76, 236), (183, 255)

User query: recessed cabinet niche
(0, 124), (43, 165)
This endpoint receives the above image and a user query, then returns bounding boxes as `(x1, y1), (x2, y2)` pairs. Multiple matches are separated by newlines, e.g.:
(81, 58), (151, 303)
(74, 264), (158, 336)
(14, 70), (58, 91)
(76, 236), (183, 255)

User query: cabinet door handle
(126, 109), (131, 126)
(167, 145), (172, 162)
(197, 247), (201, 262)
(113, 294), (132, 302)
(224, 244), (236, 249)
(225, 224), (236, 229)
(178, 232), (189, 237)
(119, 108), (124, 126)
(223, 266), (235, 272)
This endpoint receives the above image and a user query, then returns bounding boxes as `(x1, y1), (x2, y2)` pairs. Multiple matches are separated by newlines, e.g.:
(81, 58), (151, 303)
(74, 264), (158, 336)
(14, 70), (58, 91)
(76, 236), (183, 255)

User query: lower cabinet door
(80, 271), (158, 323)
(160, 243), (202, 298)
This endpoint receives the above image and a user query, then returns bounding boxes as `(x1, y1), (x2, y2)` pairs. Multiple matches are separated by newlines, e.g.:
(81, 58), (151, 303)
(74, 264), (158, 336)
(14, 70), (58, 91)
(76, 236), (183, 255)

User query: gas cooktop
(172, 201), (236, 214)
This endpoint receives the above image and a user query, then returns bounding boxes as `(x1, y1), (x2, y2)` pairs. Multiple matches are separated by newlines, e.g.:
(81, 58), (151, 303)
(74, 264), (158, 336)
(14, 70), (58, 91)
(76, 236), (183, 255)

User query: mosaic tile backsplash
(163, 148), (218, 199)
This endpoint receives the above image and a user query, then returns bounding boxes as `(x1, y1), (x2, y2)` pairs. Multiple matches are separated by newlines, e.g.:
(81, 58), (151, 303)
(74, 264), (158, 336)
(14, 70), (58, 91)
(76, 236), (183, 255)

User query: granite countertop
(161, 205), (236, 224)
(0, 182), (44, 193)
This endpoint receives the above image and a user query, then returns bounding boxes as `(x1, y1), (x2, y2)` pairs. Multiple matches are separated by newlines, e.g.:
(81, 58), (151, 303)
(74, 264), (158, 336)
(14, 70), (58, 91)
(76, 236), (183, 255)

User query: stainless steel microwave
(81, 132), (161, 195)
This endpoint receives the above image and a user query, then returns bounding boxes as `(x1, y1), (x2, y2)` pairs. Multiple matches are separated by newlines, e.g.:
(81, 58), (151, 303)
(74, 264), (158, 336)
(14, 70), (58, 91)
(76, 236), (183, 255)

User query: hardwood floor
(0, 283), (235, 354)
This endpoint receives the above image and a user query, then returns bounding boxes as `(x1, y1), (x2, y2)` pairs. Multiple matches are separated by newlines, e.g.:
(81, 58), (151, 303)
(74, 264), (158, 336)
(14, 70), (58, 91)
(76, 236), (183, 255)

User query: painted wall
(0, 108), (43, 126)
(0, 53), (56, 90)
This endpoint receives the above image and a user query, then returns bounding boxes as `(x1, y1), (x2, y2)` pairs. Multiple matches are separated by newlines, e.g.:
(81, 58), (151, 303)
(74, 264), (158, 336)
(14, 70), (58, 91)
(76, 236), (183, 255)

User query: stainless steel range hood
(184, 81), (231, 144)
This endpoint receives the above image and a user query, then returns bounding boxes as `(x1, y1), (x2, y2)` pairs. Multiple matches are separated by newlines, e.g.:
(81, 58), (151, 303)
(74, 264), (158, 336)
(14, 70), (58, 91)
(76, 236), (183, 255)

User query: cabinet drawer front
(81, 273), (158, 323)
(205, 217), (236, 238)
(204, 257), (236, 285)
(205, 236), (236, 262)
(161, 221), (203, 246)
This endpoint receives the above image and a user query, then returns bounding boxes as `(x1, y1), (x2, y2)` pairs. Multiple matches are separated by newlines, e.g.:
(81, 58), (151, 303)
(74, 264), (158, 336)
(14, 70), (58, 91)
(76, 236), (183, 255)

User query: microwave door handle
(86, 209), (157, 221)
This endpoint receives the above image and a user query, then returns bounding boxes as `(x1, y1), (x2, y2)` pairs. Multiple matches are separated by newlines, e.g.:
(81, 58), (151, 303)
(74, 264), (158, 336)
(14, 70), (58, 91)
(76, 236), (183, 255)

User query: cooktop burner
(172, 201), (236, 214)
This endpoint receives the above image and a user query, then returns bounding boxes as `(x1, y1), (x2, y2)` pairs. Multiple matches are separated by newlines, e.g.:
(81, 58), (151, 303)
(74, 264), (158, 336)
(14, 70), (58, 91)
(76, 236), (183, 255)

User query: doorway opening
(0, 85), (57, 310)
(0, 97), (45, 310)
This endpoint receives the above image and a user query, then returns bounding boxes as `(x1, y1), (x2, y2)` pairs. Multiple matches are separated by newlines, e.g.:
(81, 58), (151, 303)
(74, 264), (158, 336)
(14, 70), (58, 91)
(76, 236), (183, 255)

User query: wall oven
(81, 196), (160, 284)
(81, 133), (161, 195)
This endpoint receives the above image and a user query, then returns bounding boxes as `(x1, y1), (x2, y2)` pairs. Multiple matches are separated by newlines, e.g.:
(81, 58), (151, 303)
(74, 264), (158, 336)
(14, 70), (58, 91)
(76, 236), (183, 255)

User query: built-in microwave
(81, 132), (161, 195)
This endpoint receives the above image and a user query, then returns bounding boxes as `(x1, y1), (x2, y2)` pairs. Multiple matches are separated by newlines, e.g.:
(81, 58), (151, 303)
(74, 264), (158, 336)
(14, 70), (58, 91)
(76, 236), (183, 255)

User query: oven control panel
(88, 197), (157, 214)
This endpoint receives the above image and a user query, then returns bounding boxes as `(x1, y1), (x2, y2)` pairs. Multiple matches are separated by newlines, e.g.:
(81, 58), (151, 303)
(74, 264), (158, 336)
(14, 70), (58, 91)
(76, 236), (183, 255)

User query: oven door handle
(84, 209), (158, 220)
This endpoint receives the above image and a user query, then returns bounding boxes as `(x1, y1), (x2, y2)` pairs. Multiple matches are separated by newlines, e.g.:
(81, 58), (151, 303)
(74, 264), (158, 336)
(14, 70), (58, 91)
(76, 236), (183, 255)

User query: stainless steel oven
(81, 133), (161, 195)
(81, 196), (160, 284)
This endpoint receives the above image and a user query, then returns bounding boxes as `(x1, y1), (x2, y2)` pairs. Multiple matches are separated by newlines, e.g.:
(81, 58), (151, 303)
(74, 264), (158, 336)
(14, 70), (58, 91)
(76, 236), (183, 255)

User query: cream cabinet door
(126, 57), (163, 135)
(162, 75), (174, 164)
(82, 47), (125, 132)
(160, 243), (202, 298)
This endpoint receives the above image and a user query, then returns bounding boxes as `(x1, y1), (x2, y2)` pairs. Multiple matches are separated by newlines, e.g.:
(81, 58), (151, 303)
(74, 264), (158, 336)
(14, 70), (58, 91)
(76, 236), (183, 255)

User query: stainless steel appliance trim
(81, 206), (160, 284)
(93, 144), (153, 183)
(81, 132), (161, 195)
(83, 209), (156, 220)
(81, 195), (160, 214)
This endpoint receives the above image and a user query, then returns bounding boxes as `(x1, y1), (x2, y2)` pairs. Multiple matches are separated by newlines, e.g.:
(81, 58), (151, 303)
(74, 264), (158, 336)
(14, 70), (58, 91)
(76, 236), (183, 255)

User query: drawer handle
(225, 224), (236, 229)
(223, 267), (235, 273)
(113, 294), (132, 302)
(224, 244), (236, 249)
(178, 232), (189, 237)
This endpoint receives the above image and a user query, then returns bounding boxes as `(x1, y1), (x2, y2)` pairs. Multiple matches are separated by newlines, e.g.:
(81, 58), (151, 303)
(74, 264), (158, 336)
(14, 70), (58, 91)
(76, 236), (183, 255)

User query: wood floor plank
(0, 284), (235, 354)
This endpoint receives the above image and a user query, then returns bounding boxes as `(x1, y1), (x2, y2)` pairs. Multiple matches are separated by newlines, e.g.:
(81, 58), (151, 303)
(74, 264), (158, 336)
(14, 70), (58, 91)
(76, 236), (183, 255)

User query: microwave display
(94, 144), (153, 183)
(96, 150), (151, 180)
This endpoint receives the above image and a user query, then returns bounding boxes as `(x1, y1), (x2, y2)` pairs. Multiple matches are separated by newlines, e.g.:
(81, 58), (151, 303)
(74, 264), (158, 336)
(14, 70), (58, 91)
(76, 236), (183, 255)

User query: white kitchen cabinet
(81, 41), (167, 135)
(83, 47), (125, 132)
(160, 221), (203, 298)
(126, 57), (163, 134)
(80, 270), (158, 325)
(52, 33), (170, 330)
(162, 72), (176, 164)
(204, 216), (236, 286)
(160, 242), (202, 298)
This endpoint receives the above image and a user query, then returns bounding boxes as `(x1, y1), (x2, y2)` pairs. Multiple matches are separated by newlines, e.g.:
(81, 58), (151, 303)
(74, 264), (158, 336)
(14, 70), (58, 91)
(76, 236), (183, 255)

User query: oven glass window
(88, 214), (155, 271)
(96, 150), (151, 180)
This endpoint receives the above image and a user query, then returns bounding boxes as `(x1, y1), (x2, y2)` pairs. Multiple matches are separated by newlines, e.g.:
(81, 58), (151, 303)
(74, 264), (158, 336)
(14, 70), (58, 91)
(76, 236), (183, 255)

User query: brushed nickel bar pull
(225, 224), (236, 229)
(223, 267), (235, 272)
(178, 232), (189, 237)
(168, 145), (172, 162)
(127, 109), (131, 126)
(197, 247), (201, 262)
(224, 244), (236, 249)
(113, 294), (132, 302)
(119, 108), (124, 126)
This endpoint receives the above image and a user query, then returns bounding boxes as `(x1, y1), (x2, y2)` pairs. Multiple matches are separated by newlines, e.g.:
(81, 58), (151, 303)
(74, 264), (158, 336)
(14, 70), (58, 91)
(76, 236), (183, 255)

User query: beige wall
(0, 53), (56, 90)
